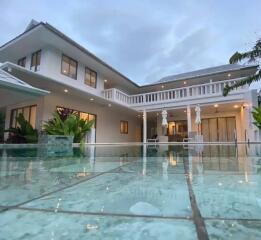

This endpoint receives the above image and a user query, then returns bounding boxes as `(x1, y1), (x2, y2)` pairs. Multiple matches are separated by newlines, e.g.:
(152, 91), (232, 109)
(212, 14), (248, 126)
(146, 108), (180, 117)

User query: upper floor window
(30, 50), (41, 72)
(120, 121), (128, 134)
(61, 55), (77, 79)
(17, 57), (26, 67)
(85, 67), (97, 88)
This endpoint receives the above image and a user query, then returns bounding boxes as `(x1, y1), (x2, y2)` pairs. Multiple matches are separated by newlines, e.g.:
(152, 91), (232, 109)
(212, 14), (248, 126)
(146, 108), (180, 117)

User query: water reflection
(0, 144), (260, 178)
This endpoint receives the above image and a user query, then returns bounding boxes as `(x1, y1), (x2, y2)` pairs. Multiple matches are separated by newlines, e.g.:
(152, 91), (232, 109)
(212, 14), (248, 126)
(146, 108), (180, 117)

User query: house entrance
(167, 120), (188, 142)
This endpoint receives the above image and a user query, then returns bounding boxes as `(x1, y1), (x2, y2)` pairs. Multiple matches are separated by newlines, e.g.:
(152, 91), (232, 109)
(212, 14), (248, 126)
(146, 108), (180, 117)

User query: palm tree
(252, 106), (261, 129)
(223, 38), (261, 96)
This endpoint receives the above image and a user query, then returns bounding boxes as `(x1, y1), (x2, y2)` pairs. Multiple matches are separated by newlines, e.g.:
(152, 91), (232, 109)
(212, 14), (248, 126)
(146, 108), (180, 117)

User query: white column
(142, 144), (147, 175)
(156, 114), (162, 136)
(143, 109), (147, 143)
(187, 105), (192, 134)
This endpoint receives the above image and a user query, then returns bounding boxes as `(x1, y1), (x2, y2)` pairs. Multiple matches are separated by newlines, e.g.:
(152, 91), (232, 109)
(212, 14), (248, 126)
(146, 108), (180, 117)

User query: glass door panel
(201, 119), (210, 142)
(218, 117), (227, 142)
(226, 117), (236, 142)
(209, 118), (218, 142)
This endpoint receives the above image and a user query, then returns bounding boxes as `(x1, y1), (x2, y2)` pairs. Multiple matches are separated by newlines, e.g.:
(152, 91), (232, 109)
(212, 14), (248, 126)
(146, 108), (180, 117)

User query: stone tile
(206, 219), (261, 240)
(24, 173), (192, 218)
(192, 174), (261, 219)
(0, 209), (197, 240)
(0, 171), (97, 206)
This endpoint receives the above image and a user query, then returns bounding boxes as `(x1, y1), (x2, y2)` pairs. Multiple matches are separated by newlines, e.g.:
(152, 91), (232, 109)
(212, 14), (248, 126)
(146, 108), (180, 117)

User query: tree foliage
(223, 39), (261, 96)
(252, 106), (261, 129)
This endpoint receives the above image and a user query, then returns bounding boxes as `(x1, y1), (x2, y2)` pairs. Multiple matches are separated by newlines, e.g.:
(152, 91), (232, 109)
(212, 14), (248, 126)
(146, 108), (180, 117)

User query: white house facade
(0, 20), (259, 143)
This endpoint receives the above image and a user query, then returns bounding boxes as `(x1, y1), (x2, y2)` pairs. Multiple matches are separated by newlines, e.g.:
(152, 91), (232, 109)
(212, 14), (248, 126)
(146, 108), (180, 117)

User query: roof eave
(152, 64), (259, 86)
(0, 80), (49, 96)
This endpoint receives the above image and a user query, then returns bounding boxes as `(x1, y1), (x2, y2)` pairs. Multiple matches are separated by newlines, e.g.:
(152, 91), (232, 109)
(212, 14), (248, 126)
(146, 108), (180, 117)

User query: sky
(0, 0), (261, 86)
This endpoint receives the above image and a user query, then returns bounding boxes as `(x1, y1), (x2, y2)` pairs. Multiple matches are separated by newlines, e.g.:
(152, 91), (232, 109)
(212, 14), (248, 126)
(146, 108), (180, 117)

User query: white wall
(12, 46), (106, 98)
(240, 90), (259, 142)
(4, 92), (141, 143)
(41, 93), (141, 143)
(40, 46), (105, 95)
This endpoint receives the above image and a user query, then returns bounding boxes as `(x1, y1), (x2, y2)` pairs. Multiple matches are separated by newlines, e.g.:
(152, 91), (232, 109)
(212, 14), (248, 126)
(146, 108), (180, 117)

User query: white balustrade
(102, 78), (248, 107)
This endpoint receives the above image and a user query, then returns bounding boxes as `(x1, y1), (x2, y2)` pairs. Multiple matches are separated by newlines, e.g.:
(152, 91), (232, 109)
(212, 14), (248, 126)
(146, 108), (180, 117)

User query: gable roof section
(0, 20), (140, 88)
(156, 64), (258, 84)
(25, 19), (39, 32)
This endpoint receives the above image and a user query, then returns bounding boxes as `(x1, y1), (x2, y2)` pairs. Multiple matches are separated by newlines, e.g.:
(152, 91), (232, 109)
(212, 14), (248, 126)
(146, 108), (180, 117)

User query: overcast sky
(0, 0), (260, 85)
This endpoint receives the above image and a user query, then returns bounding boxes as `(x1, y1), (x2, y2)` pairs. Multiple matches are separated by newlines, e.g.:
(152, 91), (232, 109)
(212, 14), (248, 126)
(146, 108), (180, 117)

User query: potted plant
(40, 111), (94, 146)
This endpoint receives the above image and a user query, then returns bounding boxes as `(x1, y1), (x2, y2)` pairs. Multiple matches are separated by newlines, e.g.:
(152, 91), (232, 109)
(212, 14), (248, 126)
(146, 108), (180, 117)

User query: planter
(38, 135), (74, 157)
(39, 134), (74, 146)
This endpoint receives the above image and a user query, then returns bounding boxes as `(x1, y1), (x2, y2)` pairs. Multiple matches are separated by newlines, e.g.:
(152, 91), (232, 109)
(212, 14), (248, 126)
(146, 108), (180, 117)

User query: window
(61, 55), (78, 79)
(85, 67), (97, 88)
(10, 105), (37, 129)
(30, 50), (41, 71)
(17, 57), (26, 67)
(120, 121), (128, 134)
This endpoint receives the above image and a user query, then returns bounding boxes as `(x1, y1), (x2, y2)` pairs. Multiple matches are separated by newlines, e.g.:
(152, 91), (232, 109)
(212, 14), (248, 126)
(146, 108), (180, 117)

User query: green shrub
(5, 113), (38, 143)
(43, 112), (94, 143)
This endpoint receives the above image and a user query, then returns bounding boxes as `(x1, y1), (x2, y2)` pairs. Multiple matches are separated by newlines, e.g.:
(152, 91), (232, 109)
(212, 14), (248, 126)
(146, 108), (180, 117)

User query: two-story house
(0, 20), (259, 143)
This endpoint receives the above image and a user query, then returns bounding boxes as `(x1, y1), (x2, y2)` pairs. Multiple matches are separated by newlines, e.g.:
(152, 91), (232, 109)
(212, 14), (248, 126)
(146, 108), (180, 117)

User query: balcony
(103, 78), (249, 110)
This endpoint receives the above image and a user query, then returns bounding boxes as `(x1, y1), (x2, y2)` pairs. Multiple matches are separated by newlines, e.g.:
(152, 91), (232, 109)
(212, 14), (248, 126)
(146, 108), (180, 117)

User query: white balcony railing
(103, 78), (248, 107)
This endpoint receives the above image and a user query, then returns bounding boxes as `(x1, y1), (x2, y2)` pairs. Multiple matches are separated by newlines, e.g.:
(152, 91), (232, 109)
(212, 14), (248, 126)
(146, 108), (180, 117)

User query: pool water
(0, 144), (260, 240)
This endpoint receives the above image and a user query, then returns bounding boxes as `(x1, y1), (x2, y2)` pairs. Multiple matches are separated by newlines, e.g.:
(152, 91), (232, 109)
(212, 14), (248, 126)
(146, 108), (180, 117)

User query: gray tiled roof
(156, 64), (257, 83)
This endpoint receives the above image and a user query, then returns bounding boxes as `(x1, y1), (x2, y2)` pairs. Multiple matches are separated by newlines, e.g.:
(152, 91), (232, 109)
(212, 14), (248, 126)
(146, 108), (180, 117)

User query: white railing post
(111, 88), (116, 101)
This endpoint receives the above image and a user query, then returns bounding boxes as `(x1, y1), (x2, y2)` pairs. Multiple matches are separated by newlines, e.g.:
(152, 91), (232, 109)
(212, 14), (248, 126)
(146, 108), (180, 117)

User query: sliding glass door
(201, 117), (236, 142)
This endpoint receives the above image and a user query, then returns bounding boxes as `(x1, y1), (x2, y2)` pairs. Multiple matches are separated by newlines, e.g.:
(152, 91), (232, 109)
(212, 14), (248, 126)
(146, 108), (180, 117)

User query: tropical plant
(57, 107), (78, 121)
(223, 38), (261, 96)
(252, 106), (261, 129)
(5, 113), (38, 143)
(43, 112), (94, 143)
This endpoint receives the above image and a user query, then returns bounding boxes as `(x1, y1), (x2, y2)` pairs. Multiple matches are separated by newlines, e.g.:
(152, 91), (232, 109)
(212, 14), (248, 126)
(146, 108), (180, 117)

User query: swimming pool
(0, 144), (260, 239)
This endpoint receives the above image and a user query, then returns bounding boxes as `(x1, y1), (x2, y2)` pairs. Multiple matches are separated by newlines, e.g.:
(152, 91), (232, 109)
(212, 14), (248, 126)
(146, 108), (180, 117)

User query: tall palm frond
(223, 38), (261, 96)
(223, 69), (261, 96)
(252, 106), (261, 129)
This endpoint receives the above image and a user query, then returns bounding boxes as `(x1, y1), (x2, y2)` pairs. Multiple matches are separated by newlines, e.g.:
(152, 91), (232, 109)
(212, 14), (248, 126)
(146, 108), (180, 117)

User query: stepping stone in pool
(129, 202), (161, 215)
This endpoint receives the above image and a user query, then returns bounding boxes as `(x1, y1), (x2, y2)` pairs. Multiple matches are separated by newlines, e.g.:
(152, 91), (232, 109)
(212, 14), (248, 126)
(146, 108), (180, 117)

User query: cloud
(143, 28), (222, 83)
(0, 0), (260, 85)
(69, 1), (173, 83)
